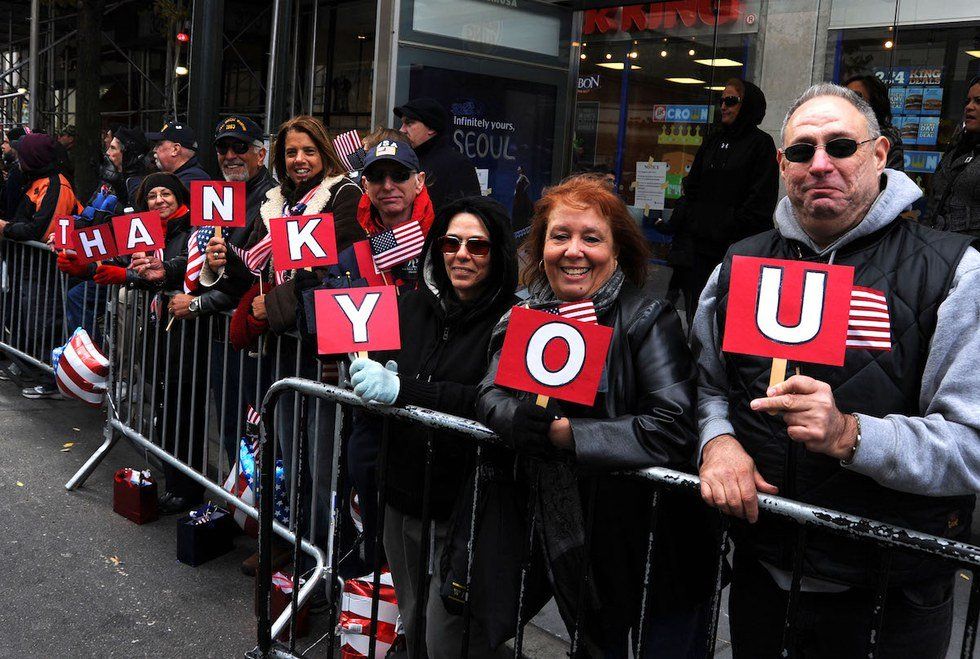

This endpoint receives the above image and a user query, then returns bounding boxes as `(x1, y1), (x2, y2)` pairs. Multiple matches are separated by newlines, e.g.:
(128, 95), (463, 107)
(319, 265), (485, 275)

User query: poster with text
(407, 65), (556, 214)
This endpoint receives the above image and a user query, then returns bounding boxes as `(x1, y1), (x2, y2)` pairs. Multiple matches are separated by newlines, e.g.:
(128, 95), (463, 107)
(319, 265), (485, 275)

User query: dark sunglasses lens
(466, 239), (492, 256)
(366, 168), (412, 184)
(824, 138), (859, 158)
(721, 96), (740, 107)
(783, 143), (816, 163)
(437, 236), (461, 253)
(216, 141), (248, 155)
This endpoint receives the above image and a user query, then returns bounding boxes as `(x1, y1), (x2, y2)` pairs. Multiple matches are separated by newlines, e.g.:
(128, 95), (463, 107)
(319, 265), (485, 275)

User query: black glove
(509, 400), (559, 454)
(293, 268), (321, 293)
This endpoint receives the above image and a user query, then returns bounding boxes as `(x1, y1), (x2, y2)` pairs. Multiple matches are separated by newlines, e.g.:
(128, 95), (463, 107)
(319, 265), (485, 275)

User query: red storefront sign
(584, 1), (744, 35)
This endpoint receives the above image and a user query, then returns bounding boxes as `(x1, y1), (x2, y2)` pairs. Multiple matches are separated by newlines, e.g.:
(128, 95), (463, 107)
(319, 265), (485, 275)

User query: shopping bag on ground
(112, 467), (158, 525)
(53, 327), (109, 406)
(338, 569), (402, 658)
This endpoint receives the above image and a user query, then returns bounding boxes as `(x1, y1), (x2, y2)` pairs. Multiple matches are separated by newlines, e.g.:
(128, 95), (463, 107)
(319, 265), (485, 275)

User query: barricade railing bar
(252, 377), (980, 659)
(1, 242), (978, 658)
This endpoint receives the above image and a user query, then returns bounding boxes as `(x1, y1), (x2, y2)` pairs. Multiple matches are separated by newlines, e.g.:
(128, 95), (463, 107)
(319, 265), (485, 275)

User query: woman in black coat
(348, 195), (518, 657)
(477, 176), (715, 657)
(924, 76), (980, 238)
(667, 77), (778, 326)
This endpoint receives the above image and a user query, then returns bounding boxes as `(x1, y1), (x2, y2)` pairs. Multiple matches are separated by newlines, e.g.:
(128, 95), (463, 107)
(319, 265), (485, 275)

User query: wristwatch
(188, 297), (202, 315)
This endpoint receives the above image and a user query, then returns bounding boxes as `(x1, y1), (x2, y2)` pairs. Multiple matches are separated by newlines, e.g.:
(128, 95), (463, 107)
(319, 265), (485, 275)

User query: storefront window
(573, 1), (765, 258)
(826, 8), (980, 209)
(314, 0), (377, 132)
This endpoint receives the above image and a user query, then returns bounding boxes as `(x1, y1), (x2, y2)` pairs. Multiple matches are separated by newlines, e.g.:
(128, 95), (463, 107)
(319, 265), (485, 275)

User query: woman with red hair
(476, 175), (715, 656)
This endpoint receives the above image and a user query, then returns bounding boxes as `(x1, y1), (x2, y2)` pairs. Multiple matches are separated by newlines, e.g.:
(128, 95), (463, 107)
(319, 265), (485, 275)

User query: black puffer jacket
(415, 133), (481, 211)
(924, 128), (980, 236)
(669, 80), (779, 266)
(377, 197), (518, 519)
(477, 283), (716, 620)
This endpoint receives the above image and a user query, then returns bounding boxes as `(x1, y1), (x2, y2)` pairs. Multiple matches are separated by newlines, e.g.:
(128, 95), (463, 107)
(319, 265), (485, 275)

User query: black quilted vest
(716, 217), (975, 586)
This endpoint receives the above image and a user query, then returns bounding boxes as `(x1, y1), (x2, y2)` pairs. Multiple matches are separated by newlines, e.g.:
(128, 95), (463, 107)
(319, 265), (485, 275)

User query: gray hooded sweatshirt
(693, 169), (980, 497)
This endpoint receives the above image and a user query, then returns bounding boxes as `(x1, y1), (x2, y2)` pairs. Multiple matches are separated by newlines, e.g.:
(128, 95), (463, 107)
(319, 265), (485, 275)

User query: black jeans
(729, 551), (955, 659)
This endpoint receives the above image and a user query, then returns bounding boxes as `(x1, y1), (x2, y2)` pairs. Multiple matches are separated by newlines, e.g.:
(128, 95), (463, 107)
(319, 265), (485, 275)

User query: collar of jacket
(246, 166), (273, 194)
(259, 173), (347, 229)
(355, 183), (435, 236)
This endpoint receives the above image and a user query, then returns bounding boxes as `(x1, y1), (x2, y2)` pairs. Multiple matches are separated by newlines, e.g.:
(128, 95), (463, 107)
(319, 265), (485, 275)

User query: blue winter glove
(349, 357), (400, 405)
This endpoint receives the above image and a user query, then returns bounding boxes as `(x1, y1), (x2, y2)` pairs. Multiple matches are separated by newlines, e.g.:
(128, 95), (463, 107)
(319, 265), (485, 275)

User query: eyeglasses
(782, 137), (875, 163)
(215, 140), (250, 155)
(364, 167), (413, 184)
(720, 95), (741, 108)
(437, 235), (492, 257)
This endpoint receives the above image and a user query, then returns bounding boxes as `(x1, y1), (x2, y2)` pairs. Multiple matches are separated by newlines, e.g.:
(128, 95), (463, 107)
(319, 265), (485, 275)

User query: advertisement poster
(917, 116), (939, 146)
(634, 161), (667, 211)
(408, 65), (557, 210)
(888, 87), (907, 116)
(921, 87), (943, 116)
(905, 150), (943, 174)
(574, 101), (600, 167)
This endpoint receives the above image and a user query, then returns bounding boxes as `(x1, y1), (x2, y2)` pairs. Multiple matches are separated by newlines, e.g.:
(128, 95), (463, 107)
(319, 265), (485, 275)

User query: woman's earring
(538, 259), (545, 271)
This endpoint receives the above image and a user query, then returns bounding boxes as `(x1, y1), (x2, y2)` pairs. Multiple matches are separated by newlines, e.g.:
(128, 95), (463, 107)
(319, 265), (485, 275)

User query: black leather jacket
(479, 280), (697, 470)
(477, 281), (716, 618)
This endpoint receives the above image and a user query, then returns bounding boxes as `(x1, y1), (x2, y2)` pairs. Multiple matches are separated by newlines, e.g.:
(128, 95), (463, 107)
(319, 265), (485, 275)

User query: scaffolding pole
(27, 0), (38, 128)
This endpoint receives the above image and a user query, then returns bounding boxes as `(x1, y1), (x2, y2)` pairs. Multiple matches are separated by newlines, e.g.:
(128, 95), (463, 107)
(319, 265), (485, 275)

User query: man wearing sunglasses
(695, 83), (980, 657)
(355, 139), (435, 287)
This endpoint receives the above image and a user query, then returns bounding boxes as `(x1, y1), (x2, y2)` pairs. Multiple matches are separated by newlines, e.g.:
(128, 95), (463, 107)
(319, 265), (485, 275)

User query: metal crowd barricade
(252, 377), (980, 659)
(0, 239), (71, 374)
(60, 284), (331, 642)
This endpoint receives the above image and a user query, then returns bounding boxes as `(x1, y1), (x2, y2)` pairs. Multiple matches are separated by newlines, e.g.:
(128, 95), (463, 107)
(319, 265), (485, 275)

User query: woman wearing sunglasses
(924, 76), (980, 238)
(477, 176), (715, 657)
(347, 196), (518, 657)
(666, 77), (779, 326)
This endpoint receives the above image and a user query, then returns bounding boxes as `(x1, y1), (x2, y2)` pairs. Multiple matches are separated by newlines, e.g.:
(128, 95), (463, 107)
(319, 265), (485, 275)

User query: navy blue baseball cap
(145, 121), (198, 151)
(361, 139), (420, 174)
(213, 115), (264, 146)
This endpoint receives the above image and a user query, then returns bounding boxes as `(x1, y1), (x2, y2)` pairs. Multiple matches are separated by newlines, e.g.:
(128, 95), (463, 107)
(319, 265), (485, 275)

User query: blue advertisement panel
(408, 65), (557, 211)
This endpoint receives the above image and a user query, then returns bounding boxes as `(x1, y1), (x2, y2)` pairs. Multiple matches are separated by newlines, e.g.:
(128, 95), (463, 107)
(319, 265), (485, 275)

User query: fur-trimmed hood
(259, 173), (354, 230)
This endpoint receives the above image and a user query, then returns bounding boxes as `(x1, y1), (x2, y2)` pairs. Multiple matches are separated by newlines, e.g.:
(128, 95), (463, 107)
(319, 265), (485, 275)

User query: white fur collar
(260, 174), (347, 229)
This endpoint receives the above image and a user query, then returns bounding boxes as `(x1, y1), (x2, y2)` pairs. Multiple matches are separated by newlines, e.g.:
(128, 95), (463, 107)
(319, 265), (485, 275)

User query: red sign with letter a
(314, 286), (400, 355)
(190, 180), (246, 228)
(269, 214), (339, 271)
(721, 256), (854, 366)
(111, 211), (164, 256)
(494, 306), (613, 406)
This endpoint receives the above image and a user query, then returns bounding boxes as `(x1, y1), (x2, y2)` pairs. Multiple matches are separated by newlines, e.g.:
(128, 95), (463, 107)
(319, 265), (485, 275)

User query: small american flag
(846, 286), (891, 351)
(184, 226), (214, 293)
(547, 300), (598, 324)
(333, 130), (366, 172)
(245, 404), (262, 429)
(370, 220), (426, 271)
(230, 233), (274, 276)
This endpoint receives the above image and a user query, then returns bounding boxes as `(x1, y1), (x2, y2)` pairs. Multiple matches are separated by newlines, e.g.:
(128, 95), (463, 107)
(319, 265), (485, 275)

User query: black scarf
(489, 268), (626, 651)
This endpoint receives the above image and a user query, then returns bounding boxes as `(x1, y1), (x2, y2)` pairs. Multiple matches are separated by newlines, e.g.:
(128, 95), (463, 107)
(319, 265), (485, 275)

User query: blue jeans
(65, 281), (107, 345)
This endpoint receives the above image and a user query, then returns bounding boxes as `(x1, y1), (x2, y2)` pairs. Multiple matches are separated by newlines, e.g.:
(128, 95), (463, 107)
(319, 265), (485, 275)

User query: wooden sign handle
(356, 351), (368, 360)
(767, 358), (787, 416)
(535, 394), (550, 408)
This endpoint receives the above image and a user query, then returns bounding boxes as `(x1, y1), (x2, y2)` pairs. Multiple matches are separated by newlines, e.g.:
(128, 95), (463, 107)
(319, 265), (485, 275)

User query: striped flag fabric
(547, 300), (598, 324)
(229, 233), (274, 276)
(333, 130), (366, 172)
(847, 286), (891, 351)
(184, 226), (214, 293)
(54, 328), (110, 407)
(369, 220), (426, 271)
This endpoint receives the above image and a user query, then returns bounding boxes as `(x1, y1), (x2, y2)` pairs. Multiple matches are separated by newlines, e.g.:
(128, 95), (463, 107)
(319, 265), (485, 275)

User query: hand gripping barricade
(3, 241), (980, 658)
